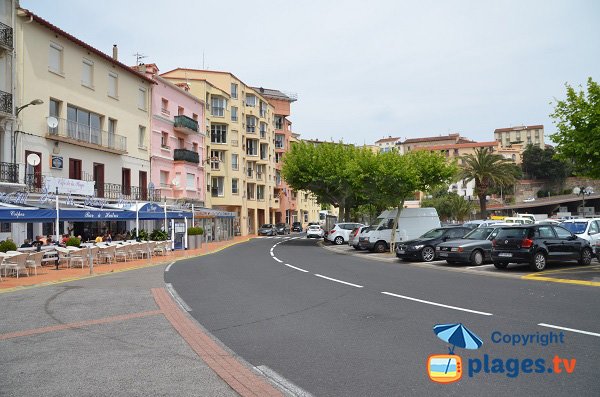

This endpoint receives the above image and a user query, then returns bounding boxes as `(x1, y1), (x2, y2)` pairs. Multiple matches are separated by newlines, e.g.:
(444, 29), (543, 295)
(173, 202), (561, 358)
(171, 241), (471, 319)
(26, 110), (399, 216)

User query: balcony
(173, 115), (199, 134)
(0, 90), (12, 115)
(0, 21), (13, 50)
(46, 118), (127, 154)
(0, 162), (18, 183)
(173, 148), (200, 164)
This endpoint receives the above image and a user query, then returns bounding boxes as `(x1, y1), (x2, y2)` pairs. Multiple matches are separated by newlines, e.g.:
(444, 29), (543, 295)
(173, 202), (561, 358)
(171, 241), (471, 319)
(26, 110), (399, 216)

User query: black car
(491, 225), (594, 271)
(275, 223), (290, 235)
(291, 222), (303, 232)
(436, 226), (503, 266)
(258, 224), (277, 236)
(395, 226), (471, 262)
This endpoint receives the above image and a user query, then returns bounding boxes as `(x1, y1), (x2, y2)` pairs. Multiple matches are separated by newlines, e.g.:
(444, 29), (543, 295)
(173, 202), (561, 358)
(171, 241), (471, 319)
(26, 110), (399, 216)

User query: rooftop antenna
(133, 52), (147, 66)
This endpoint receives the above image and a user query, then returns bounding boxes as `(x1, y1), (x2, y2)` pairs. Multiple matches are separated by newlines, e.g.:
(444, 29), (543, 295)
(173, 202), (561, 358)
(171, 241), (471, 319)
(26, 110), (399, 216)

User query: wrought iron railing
(0, 21), (13, 49)
(47, 117), (127, 152)
(173, 115), (199, 132)
(0, 162), (18, 183)
(0, 90), (12, 114)
(173, 148), (200, 164)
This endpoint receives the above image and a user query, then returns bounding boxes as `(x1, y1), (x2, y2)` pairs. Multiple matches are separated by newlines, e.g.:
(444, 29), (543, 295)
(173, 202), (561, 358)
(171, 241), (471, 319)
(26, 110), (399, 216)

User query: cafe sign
(44, 176), (95, 196)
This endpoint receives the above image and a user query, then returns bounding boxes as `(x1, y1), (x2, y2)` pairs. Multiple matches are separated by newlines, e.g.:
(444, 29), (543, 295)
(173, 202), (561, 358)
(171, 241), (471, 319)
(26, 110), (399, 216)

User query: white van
(358, 208), (441, 253)
(503, 217), (534, 225)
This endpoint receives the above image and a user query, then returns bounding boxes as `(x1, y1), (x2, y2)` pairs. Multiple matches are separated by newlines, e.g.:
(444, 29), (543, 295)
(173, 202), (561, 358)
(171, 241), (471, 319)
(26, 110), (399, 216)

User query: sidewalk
(0, 235), (255, 293)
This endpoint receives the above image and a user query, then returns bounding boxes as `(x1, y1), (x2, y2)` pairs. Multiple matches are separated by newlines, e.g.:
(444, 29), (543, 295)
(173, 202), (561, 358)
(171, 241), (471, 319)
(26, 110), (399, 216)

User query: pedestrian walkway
(0, 235), (256, 293)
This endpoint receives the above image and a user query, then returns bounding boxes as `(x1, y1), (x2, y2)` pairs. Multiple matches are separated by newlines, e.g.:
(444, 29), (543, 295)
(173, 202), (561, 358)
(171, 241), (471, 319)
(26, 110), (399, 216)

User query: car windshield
(560, 222), (587, 234)
(495, 228), (529, 239)
(261, 224), (273, 228)
(420, 228), (445, 239)
(464, 227), (495, 240)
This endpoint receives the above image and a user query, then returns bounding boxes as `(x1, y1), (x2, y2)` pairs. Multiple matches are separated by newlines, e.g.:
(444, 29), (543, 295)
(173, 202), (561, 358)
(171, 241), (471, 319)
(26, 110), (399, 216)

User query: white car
(326, 222), (364, 245)
(559, 219), (600, 252)
(306, 225), (324, 239)
(523, 197), (536, 202)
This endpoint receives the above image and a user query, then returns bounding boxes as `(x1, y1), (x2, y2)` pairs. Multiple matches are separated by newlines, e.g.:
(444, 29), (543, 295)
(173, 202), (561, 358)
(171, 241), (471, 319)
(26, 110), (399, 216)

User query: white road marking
(273, 257), (283, 263)
(164, 262), (175, 272)
(381, 291), (493, 316)
(165, 283), (192, 312)
(538, 323), (600, 338)
(284, 263), (309, 273)
(256, 365), (314, 397)
(314, 274), (363, 288)
(465, 264), (494, 270)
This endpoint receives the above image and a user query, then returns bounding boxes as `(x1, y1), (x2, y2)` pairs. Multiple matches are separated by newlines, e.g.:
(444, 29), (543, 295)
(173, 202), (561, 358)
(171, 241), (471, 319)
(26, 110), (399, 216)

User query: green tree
(522, 144), (571, 188)
(550, 78), (600, 178)
(459, 147), (518, 219)
(422, 191), (473, 222)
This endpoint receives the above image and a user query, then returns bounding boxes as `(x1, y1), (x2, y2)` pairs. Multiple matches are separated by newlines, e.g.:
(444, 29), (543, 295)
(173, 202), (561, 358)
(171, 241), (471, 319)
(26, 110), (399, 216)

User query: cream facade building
(161, 68), (278, 235)
(494, 125), (544, 149)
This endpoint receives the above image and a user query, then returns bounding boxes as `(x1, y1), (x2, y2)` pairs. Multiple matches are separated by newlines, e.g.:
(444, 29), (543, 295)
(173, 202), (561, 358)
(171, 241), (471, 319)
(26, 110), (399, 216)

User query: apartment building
(0, 0), (16, 192)
(494, 125), (544, 149)
(374, 136), (401, 153)
(133, 64), (205, 205)
(161, 68), (277, 235)
(398, 133), (474, 153)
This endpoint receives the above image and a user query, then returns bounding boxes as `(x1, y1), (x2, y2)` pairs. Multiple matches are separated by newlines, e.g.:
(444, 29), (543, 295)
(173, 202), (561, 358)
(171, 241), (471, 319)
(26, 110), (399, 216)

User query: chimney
(112, 45), (118, 61)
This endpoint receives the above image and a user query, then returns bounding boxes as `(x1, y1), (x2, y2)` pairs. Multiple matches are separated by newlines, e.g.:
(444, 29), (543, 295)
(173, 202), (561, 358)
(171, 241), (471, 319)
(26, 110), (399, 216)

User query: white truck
(358, 208), (441, 253)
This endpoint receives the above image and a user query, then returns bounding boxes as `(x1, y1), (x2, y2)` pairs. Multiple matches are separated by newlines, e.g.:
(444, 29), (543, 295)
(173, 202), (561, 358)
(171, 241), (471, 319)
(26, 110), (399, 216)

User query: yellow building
(494, 125), (544, 149)
(161, 68), (278, 235)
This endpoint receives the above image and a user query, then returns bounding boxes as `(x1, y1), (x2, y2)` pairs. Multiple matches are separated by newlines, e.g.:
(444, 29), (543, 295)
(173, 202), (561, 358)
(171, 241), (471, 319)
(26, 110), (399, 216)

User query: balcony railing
(0, 21), (13, 50)
(0, 90), (12, 114)
(0, 162), (18, 183)
(47, 118), (127, 154)
(174, 115), (199, 133)
(173, 148), (200, 164)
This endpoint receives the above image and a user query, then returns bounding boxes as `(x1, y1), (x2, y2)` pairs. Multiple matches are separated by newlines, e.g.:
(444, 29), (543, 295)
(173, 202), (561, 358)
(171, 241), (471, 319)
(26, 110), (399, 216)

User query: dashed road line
(314, 274), (363, 288)
(381, 291), (493, 316)
(538, 323), (600, 338)
(273, 257), (283, 263)
(283, 263), (309, 273)
(164, 261), (175, 272)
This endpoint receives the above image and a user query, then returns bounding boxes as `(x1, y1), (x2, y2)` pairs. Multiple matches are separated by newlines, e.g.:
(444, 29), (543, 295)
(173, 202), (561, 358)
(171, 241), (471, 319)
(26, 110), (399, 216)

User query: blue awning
(0, 206), (193, 222)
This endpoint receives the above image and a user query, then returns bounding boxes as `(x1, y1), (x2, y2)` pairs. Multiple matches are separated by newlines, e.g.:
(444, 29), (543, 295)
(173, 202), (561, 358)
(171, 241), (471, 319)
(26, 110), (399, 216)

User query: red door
(93, 163), (104, 197)
(139, 171), (147, 200)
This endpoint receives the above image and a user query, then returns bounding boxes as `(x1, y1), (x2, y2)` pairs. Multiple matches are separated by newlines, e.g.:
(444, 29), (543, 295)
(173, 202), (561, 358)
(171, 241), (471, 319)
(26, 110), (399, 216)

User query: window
(275, 152), (282, 163)
(275, 170), (281, 185)
(108, 72), (118, 98)
(260, 122), (267, 138)
(231, 130), (239, 147)
(108, 119), (116, 148)
(67, 105), (101, 144)
(257, 185), (265, 200)
(138, 88), (147, 110)
(516, 132), (521, 141)
(82, 58), (93, 87)
(122, 168), (131, 195)
(246, 116), (257, 133)
(231, 83), (238, 99)
(275, 134), (284, 149)
(160, 170), (169, 187)
(138, 126), (146, 149)
(275, 116), (283, 130)
(246, 139), (258, 156)
(231, 106), (238, 122)
(211, 176), (224, 197)
(260, 143), (268, 160)
(245, 94), (256, 107)
(69, 158), (82, 180)
(210, 150), (224, 170)
(231, 153), (239, 170)
(49, 42), (63, 74)
(590, 221), (599, 235)
(192, 142), (198, 153)
(186, 173), (195, 190)
(536, 226), (556, 238)
(161, 98), (169, 114)
(192, 113), (198, 121)
(232, 178), (239, 194)
(49, 99), (60, 134)
(211, 124), (227, 144)
(178, 137), (184, 149)
(0, 222), (11, 232)
(247, 183), (255, 200)
(259, 101), (267, 117)
(178, 106), (184, 116)
(553, 226), (572, 239)
(161, 132), (169, 148)
(211, 97), (226, 117)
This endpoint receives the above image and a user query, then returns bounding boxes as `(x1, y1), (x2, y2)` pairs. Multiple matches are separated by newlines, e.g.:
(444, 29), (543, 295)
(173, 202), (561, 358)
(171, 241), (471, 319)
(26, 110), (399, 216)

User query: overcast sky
(22, 0), (600, 145)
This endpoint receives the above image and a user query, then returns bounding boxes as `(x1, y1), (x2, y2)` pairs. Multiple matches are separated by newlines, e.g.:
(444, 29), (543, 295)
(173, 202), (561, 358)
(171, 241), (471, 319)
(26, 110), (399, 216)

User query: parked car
(275, 222), (290, 235)
(503, 217), (534, 225)
(395, 226), (471, 262)
(327, 222), (364, 245)
(523, 197), (536, 203)
(491, 225), (594, 271)
(291, 222), (303, 232)
(348, 226), (371, 250)
(306, 225), (324, 239)
(436, 226), (504, 266)
(258, 224), (278, 236)
(559, 218), (600, 261)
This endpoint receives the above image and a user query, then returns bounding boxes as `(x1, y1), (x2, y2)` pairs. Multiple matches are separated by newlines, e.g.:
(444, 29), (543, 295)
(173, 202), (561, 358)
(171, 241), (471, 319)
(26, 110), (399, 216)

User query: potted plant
(0, 240), (17, 253)
(187, 226), (204, 250)
(66, 237), (81, 247)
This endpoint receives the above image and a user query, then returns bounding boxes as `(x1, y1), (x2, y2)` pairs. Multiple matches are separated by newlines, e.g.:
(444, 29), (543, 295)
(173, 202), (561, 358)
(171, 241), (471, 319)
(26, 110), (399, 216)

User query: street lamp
(13, 99), (44, 166)
(573, 186), (594, 217)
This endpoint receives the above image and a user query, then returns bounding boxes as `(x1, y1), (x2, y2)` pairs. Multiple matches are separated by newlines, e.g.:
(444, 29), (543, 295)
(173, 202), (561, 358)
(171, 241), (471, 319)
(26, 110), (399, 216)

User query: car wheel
(493, 261), (508, 270)
(334, 236), (344, 245)
(530, 251), (547, 272)
(421, 246), (435, 262)
(470, 250), (484, 266)
(373, 241), (388, 253)
(579, 248), (593, 266)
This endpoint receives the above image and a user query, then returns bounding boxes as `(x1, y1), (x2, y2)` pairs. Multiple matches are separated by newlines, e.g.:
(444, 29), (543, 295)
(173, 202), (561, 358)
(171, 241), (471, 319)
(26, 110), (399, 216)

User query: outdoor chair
(3, 253), (30, 278)
(147, 241), (157, 259)
(153, 241), (166, 256)
(135, 242), (149, 259)
(26, 251), (45, 276)
(54, 247), (72, 269)
(69, 249), (87, 269)
(98, 245), (116, 264)
(115, 245), (129, 262)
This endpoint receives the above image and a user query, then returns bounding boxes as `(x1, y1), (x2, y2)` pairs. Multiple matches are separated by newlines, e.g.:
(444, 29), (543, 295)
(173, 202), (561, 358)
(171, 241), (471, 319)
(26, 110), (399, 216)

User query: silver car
(348, 226), (371, 250)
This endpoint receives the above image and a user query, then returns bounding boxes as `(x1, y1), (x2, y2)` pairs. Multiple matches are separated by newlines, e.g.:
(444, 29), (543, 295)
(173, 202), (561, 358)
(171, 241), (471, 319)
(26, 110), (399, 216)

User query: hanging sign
(45, 176), (95, 196)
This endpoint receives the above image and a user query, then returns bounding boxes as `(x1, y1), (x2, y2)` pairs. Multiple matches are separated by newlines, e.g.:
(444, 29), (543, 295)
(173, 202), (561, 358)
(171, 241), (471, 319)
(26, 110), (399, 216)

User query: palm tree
(459, 147), (518, 219)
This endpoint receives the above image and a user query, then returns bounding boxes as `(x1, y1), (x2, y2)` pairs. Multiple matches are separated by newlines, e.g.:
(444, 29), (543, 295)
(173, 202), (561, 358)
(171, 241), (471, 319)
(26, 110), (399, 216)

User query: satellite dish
(172, 177), (180, 187)
(47, 116), (58, 129)
(27, 153), (41, 166)
(572, 187), (581, 195)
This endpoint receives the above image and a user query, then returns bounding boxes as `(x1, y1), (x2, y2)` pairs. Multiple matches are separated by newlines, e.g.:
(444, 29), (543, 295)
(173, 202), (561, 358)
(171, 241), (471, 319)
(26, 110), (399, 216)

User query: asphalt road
(167, 235), (600, 396)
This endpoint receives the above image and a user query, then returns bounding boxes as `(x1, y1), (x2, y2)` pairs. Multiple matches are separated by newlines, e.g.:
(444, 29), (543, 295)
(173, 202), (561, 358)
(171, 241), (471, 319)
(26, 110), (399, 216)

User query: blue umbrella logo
(433, 323), (483, 354)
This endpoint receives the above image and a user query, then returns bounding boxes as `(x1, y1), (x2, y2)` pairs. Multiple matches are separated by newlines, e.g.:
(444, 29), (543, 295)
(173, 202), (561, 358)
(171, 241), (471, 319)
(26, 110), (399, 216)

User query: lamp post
(573, 186), (594, 217)
(13, 99), (44, 166)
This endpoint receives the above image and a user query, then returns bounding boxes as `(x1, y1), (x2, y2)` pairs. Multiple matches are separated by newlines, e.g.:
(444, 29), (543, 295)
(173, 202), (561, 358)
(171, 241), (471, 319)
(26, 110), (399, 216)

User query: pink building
(135, 64), (205, 204)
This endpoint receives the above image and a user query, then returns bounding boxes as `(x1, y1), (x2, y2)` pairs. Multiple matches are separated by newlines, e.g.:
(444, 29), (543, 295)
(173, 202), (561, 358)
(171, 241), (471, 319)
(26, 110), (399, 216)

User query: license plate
(499, 253), (512, 257)
(398, 250), (405, 254)
(439, 252), (448, 257)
